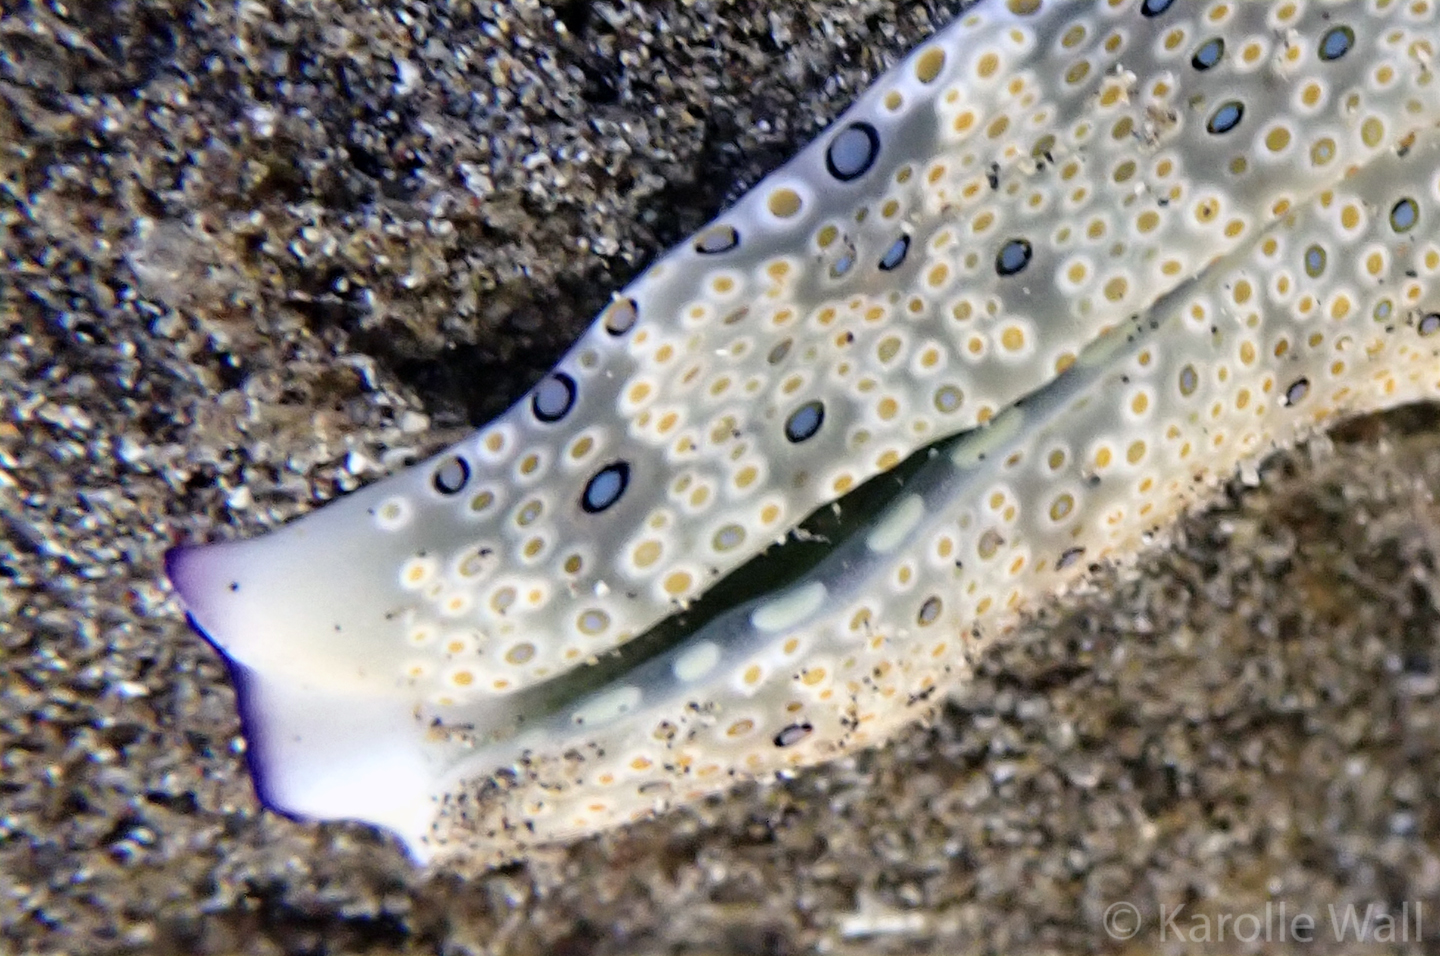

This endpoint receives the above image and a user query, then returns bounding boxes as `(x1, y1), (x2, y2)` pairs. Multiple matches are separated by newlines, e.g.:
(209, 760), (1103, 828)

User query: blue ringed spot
(1419, 313), (1440, 337)
(933, 384), (964, 414)
(1191, 37), (1224, 71)
(1178, 364), (1199, 397)
(1206, 101), (1244, 135)
(581, 462), (630, 513)
(1304, 245), (1327, 278)
(1390, 198), (1419, 233)
(432, 456), (470, 495)
(531, 372), (577, 423)
(774, 722), (813, 747)
(784, 400), (826, 443)
(825, 122), (880, 182)
(602, 297), (638, 336)
(878, 235), (910, 272)
(1140, 0), (1175, 16)
(996, 238), (1033, 277)
(695, 224), (739, 254)
(1318, 26), (1354, 62)
(1283, 377), (1310, 407)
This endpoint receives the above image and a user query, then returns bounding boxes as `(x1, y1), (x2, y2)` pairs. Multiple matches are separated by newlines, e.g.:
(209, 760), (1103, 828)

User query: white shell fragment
(167, 0), (1440, 865)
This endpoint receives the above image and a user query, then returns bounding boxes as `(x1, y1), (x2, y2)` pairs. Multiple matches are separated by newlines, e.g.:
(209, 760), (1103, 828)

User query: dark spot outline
(1206, 100), (1244, 135)
(1390, 197), (1420, 234)
(432, 456), (471, 495)
(581, 461), (631, 514)
(1318, 25), (1355, 62)
(996, 238), (1033, 277)
(531, 372), (578, 423)
(696, 225), (740, 255)
(824, 121), (881, 182)
(603, 297), (639, 336)
(1283, 377), (1310, 407)
(1191, 37), (1224, 71)
(878, 235), (910, 272)
(784, 400), (826, 443)
(774, 722), (814, 747)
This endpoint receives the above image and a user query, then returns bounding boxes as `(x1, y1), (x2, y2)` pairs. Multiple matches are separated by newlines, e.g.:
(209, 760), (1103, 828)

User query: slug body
(166, 0), (1440, 865)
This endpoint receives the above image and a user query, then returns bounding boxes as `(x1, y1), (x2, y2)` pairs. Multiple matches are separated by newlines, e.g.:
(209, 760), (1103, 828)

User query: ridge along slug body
(164, 0), (1440, 865)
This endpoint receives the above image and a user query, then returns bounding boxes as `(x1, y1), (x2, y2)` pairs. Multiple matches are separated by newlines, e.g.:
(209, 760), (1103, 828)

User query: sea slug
(166, 0), (1440, 866)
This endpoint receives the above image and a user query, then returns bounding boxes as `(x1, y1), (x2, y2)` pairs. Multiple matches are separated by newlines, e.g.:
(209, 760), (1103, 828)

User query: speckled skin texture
(9, 0), (1440, 953)
(162, 0), (1440, 863)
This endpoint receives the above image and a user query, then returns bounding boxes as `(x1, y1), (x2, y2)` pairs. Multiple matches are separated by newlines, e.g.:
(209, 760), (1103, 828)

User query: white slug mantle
(166, 0), (1440, 866)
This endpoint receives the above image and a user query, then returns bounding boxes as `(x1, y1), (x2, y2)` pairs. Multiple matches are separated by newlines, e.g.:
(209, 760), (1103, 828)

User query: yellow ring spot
(767, 188), (802, 219)
(633, 539), (663, 569)
(1049, 493), (1075, 522)
(914, 47), (946, 83)
(727, 719), (755, 737)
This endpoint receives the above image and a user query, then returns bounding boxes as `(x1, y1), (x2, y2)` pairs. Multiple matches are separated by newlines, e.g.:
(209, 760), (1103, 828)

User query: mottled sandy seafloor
(8, 0), (1440, 952)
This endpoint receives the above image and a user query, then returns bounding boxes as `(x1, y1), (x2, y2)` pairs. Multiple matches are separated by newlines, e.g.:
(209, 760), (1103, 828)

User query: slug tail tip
(165, 538), (439, 863)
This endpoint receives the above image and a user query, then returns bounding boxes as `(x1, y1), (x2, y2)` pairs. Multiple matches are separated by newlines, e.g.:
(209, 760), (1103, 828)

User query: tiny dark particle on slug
(907, 686), (938, 707)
